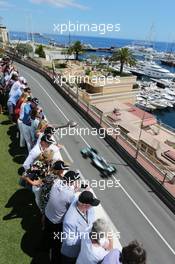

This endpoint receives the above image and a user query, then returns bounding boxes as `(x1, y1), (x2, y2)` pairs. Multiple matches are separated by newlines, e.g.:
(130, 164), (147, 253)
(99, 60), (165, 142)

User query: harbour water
(154, 109), (175, 129)
(9, 31), (174, 52)
(9, 31), (175, 129)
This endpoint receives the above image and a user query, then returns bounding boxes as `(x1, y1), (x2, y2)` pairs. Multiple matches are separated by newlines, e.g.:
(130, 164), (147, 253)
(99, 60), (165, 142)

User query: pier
(83, 46), (116, 52)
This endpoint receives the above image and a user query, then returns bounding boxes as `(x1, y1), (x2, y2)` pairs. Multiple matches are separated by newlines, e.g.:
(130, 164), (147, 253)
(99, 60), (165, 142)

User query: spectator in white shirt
(76, 218), (113, 264)
(36, 125), (63, 159)
(61, 191), (100, 264)
(36, 126), (56, 145)
(9, 76), (27, 97)
(23, 134), (56, 171)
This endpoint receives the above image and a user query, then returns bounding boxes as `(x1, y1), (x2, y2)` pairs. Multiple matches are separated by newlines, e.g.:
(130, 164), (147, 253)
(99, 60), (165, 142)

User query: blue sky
(0, 0), (175, 41)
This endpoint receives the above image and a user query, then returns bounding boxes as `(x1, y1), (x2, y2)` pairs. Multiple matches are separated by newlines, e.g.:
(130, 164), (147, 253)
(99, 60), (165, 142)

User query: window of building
(147, 148), (154, 156)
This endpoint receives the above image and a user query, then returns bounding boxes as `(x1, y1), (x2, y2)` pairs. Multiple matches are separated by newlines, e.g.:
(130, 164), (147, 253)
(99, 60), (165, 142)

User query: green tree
(67, 41), (84, 60)
(35, 45), (45, 58)
(89, 54), (99, 62)
(85, 68), (91, 75)
(0, 47), (4, 57)
(110, 48), (136, 75)
(16, 43), (33, 56)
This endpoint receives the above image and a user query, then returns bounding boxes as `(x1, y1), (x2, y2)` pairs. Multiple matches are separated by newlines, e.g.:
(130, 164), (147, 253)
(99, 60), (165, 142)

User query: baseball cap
(41, 134), (55, 144)
(3, 55), (10, 61)
(24, 87), (31, 93)
(19, 76), (27, 84)
(44, 126), (56, 135)
(32, 160), (44, 169)
(52, 160), (69, 171)
(27, 96), (32, 102)
(78, 191), (100, 206)
(31, 97), (39, 105)
(12, 72), (19, 78)
(63, 170), (80, 183)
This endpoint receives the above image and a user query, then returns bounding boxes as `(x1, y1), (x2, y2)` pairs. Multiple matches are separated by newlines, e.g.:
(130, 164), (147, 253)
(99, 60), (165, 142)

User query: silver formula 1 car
(80, 147), (116, 177)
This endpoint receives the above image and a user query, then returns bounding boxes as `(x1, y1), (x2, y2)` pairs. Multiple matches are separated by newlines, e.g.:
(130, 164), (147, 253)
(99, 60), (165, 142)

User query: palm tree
(110, 48), (136, 75)
(67, 41), (84, 60)
(16, 43), (33, 57)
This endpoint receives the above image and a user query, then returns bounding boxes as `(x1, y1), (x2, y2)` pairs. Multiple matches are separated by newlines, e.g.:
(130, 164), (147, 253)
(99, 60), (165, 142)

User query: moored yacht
(130, 56), (174, 79)
(150, 100), (168, 109)
(135, 101), (156, 111)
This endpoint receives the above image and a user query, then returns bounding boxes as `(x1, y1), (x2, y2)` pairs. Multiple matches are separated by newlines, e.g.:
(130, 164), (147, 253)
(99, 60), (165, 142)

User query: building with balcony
(0, 25), (9, 48)
(80, 75), (138, 104)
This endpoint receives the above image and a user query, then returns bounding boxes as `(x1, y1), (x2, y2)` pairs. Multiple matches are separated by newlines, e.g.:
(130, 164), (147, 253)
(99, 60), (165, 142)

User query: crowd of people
(0, 55), (147, 264)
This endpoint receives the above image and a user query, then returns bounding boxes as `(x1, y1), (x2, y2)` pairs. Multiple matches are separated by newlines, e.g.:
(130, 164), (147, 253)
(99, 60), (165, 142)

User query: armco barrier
(14, 57), (175, 214)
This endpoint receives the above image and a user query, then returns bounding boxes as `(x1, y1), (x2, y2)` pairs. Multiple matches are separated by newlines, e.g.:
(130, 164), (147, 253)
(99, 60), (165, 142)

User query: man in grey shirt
(44, 170), (80, 264)
(61, 191), (100, 264)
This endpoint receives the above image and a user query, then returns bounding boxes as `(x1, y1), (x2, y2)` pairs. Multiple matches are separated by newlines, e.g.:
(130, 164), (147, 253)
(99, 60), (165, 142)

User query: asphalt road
(17, 62), (175, 264)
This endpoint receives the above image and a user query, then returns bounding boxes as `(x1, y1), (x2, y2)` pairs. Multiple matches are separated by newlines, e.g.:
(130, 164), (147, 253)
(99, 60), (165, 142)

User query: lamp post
(135, 100), (148, 160)
(52, 58), (56, 76)
(11, 38), (21, 63)
(75, 78), (79, 104)
(161, 172), (168, 185)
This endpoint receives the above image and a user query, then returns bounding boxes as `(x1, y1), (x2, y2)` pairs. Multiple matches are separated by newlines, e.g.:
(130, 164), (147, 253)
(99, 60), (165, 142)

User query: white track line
(62, 146), (74, 164)
(112, 176), (175, 255)
(54, 134), (74, 164)
(21, 67), (175, 255)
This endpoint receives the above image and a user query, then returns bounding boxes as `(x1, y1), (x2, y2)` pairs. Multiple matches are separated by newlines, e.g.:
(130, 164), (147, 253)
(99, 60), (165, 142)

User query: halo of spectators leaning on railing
(0, 55), (147, 264)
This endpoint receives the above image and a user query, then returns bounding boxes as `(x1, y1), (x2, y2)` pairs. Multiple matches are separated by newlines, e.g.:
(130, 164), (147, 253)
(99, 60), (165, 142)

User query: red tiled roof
(163, 150), (175, 161)
(142, 118), (157, 127)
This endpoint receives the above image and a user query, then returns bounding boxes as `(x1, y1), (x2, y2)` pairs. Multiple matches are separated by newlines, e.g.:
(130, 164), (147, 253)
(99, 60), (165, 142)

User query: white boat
(150, 100), (168, 109)
(169, 83), (175, 89)
(161, 93), (175, 100)
(158, 79), (172, 87)
(136, 96), (145, 101)
(124, 43), (156, 57)
(83, 43), (94, 49)
(130, 55), (174, 79)
(111, 65), (131, 74)
(166, 102), (174, 108)
(136, 101), (156, 111)
(164, 88), (175, 96)
(160, 99), (173, 108)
